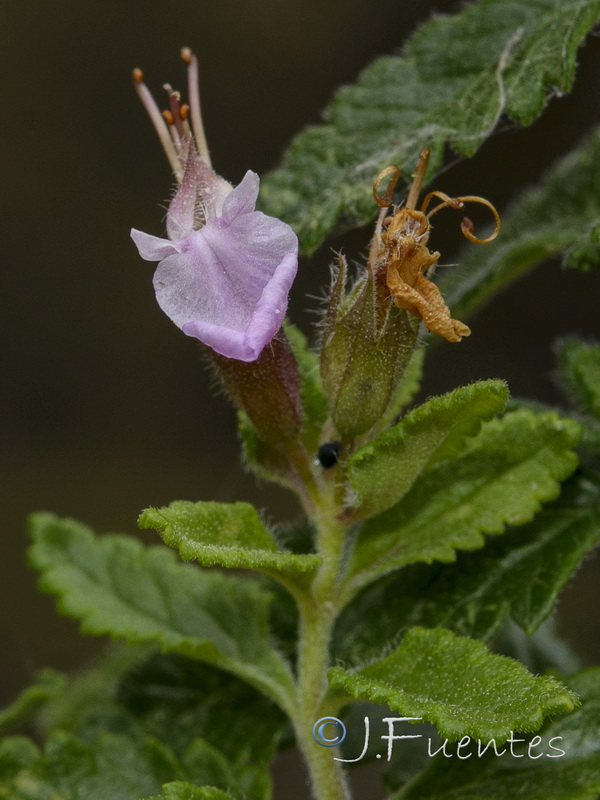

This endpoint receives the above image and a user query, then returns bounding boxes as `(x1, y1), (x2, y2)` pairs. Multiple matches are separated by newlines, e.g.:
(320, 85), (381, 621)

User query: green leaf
(1, 732), (257, 800)
(35, 646), (286, 775)
(182, 737), (272, 800)
(335, 470), (600, 666)
(392, 668), (600, 800)
(0, 731), (183, 800)
(118, 652), (287, 767)
(439, 126), (600, 321)
(347, 410), (580, 591)
(0, 734), (243, 800)
(260, 0), (600, 253)
(421, 489), (600, 638)
(566, 220), (600, 270)
(28, 513), (295, 709)
(0, 669), (66, 733)
(333, 566), (434, 666)
(403, 469), (600, 640)
(144, 785), (235, 800)
(329, 627), (578, 742)
(472, 478), (600, 636)
(138, 501), (320, 582)
(556, 337), (600, 422)
(31, 648), (282, 800)
(37, 643), (157, 738)
(347, 380), (508, 519)
(0, 736), (40, 778)
(509, 394), (600, 455)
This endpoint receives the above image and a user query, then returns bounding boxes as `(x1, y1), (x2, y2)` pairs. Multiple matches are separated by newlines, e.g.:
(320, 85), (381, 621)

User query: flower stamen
(133, 48), (213, 182)
(133, 67), (182, 179)
(164, 85), (188, 143)
(406, 146), (430, 210)
(180, 47), (211, 167)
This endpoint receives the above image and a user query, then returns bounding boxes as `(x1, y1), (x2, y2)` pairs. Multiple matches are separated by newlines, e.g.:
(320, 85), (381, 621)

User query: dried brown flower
(370, 148), (500, 343)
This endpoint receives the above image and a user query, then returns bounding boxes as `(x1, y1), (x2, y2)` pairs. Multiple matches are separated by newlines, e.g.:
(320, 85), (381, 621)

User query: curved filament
(373, 166), (402, 208)
(456, 196), (501, 243)
(421, 191), (501, 244)
(406, 147), (431, 210)
(421, 190), (464, 216)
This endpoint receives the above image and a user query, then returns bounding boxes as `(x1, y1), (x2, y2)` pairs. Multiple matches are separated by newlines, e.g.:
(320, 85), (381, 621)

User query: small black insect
(317, 441), (342, 469)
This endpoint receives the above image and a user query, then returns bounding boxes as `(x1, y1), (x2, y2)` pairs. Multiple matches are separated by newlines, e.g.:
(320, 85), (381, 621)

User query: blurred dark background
(1, 0), (599, 781)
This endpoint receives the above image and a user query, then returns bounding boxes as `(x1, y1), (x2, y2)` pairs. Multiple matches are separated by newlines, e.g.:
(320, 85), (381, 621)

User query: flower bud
(320, 254), (418, 440)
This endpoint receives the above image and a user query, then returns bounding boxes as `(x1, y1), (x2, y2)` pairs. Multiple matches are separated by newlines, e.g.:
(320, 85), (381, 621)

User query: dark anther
(317, 441), (342, 468)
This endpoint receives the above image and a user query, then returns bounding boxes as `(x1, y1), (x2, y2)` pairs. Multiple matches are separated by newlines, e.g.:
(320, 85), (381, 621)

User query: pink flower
(130, 50), (298, 362)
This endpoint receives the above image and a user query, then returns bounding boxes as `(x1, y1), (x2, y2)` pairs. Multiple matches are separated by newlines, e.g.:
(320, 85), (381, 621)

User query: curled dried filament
(372, 148), (500, 342)
(421, 190), (501, 244)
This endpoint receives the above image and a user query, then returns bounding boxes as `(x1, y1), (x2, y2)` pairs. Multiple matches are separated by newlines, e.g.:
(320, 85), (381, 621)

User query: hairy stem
(293, 487), (351, 800)
(294, 716), (351, 800)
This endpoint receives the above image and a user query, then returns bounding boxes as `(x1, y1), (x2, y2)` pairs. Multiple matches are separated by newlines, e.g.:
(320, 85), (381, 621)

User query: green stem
(286, 440), (321, 516)
(293, 492), (351, 800)
(294, 717), (351, 800)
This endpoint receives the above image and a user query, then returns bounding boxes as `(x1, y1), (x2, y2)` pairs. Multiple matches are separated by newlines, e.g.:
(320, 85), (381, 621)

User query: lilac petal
(167, 146), (231, 239)
(153, 209), (298, 361)
(130, 229), (179, 261)
(220, 171), (260, 224)
(242, 247), (298, 356)
(182, 247), (297, 360)
(181, 319), (257, 361)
